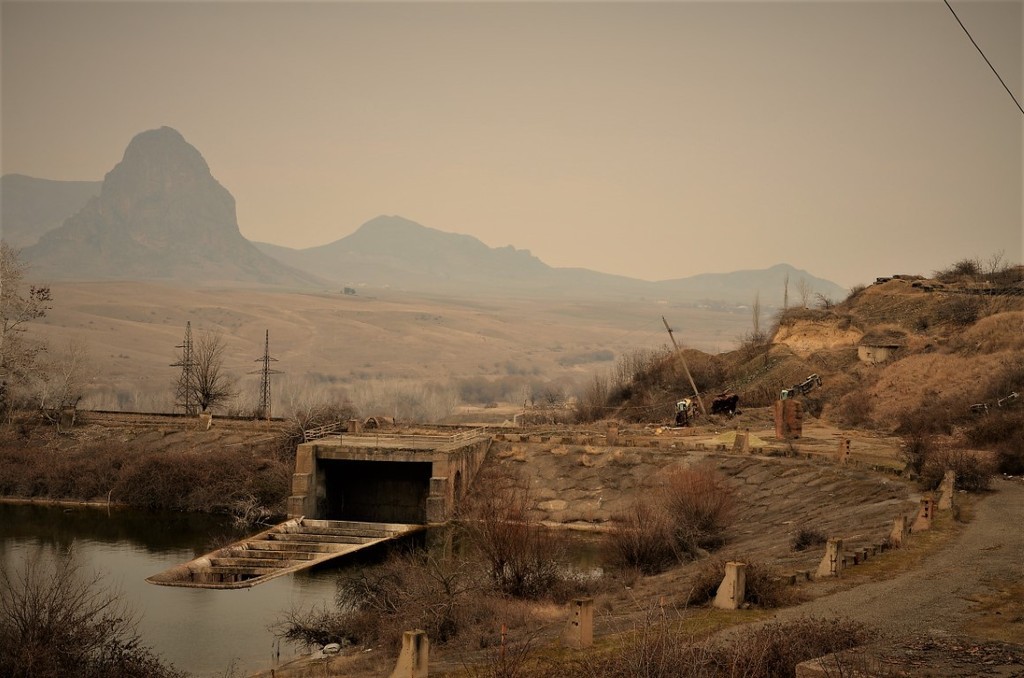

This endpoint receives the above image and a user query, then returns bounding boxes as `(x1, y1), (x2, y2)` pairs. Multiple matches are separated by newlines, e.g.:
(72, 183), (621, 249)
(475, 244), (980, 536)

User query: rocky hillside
(591, 262), (1024, 469)
(22, 128), (320, 286)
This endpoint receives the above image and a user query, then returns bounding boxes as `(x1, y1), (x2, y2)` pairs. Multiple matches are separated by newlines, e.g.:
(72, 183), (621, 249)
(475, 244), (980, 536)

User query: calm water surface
(0, 503), (606, 676)
(0, 503), (344, 676)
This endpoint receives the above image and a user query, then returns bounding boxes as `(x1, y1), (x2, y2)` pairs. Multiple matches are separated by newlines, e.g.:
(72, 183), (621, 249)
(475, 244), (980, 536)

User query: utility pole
(250, 329), (282, 420)
(662, 316), (707, 418)
(171, 321), (197, 415)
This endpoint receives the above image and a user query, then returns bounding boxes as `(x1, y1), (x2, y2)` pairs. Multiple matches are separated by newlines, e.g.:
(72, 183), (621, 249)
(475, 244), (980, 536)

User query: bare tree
(0, 549), (184, 677)
(35, 338), (93, 420)
(783, 272), (789, 310)
(0, 243), (52, 414)
(796, 278), (811, 308)
(191, 330), (236, 412)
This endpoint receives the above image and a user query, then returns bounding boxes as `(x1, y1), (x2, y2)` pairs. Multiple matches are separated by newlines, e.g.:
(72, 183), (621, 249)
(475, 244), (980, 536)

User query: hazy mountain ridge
(19, 127), (321, 287)
(4, 126), (845, 303)
(0, 174), (101, 249)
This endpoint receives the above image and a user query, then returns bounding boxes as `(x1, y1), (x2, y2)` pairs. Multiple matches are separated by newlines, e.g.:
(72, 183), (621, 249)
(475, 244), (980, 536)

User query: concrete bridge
(147, 428), (491, 589)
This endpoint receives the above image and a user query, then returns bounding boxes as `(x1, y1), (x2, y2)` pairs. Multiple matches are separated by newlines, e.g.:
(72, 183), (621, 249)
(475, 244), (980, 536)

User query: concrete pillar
(733, 431), (750, 454)
(606, 422), (619, 446)
(938, 471), (956, 510)
(836, 438), (851, 465)
(773, 400), (803, 439)
(815, 538), (844, 578)
(388, 629), (429, 678)
(198, 412), (213, 430)
(347, 418), (363, 433)
(912, 497), (934, 532)
(426, 476), (449, 523)
(889, 515), (908, 547)
(713, 561), (747, 609)
(563, 597), (594, 649)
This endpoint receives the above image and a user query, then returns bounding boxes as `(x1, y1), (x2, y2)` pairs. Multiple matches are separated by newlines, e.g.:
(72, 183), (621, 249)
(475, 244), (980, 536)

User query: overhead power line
(943, 0), (1024, 117)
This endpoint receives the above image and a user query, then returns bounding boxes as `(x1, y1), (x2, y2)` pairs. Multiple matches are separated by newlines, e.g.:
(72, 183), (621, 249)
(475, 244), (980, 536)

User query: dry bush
(606, 499), (677, 575)
(459, 468), (569, 600)
(529, 614), (871, 678)
(662, 465), (735, 555)
(835, 391), (874, 428)
(791, 527), (828, 552)
(934, 295), (986, 327)
(919, 447), (994, 493)
(279, 550), (518, 653)
(0, 551), (184, 678)
(719, 617), (873, 677)
(685, 557), (790, 608)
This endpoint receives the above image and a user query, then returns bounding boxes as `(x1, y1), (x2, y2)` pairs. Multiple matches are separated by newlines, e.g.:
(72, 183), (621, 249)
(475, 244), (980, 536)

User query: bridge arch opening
(321, 459), (433, 524)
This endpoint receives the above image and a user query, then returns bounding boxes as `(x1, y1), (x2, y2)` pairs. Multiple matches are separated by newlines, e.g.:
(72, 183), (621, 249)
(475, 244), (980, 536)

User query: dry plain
(29, 280), (756, 414)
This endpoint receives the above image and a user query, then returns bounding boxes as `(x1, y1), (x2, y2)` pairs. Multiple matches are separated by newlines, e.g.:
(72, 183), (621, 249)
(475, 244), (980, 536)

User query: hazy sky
(2, 1), (1021, 287)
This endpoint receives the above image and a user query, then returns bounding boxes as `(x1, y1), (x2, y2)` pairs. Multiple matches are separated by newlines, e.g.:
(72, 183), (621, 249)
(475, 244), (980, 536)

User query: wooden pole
(662, 316), (707, 417)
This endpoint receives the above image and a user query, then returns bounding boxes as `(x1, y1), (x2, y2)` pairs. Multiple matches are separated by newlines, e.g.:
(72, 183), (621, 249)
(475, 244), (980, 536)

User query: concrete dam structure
(147, 428), (491, 589)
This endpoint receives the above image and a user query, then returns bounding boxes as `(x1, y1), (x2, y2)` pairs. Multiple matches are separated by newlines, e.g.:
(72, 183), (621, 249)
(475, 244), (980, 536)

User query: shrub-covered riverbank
(0, 418), (293, 523)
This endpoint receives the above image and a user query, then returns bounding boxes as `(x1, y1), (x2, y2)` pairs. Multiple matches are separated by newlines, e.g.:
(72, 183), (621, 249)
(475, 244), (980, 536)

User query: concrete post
(889, 515), (908, 547)
(198, 412), (213, 430)
(347, 418), (363, 434)
(733, 431), (750, 454)
(606, 422), (619, 446)
(836, 438), (851, 465)
(389, 629), (429, 678)
(938, 471), (956, 510)
(912, 497), (934, 532)
(815, 538), (844, 578)
(774, 399), (803, 439)
(713, 561), (747, 609)
(563, 597), (594, 649)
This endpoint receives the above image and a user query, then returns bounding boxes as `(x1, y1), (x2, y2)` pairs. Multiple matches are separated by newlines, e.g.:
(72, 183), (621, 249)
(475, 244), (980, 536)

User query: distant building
(343, 287), (357, 296)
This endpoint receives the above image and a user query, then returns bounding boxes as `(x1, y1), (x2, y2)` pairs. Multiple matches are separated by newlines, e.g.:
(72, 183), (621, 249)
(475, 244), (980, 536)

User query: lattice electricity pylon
(250, 329), (282, 420)
(170, 321), (197, 415)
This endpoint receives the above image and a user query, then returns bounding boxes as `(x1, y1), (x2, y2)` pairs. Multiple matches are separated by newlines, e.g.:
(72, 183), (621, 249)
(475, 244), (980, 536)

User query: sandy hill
(600, 266), (1024, 435)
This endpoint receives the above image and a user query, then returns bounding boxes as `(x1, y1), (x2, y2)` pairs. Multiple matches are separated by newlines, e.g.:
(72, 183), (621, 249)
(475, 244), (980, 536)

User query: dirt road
(747, 477), (1024, 675)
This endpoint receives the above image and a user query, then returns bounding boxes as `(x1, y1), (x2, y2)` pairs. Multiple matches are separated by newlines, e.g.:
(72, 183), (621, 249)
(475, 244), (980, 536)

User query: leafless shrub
(606, 499), (677, 575)
(934, 295), (984, 327)
(459, 468), (568, 600)
(685, 556), (790, 608)
(835, 392), (873, 428)
(662, 465), (735, 555)
(530, 614), (871, 678)
(0, 550), (185, 678)
(791, 527), (828, 552)
(919, 447), (994, 493)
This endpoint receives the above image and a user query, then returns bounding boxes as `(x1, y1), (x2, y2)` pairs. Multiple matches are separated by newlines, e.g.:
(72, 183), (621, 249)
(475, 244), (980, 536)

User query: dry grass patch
(963, 579), (1024, 643)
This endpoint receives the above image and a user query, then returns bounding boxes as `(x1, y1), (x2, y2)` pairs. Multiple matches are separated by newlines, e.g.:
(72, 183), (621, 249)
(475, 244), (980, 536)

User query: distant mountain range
(1, 174), (101, 249)
(1, 126), (846, 304)
(14, 127), (320, 287)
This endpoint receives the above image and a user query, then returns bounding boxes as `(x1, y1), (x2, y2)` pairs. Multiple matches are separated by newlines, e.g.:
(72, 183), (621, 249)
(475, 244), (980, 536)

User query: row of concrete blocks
(713, 472), (957, 610)
(385, 598), (596, 678)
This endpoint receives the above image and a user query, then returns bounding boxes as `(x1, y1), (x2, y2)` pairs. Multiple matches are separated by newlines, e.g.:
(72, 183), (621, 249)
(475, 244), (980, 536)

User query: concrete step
(289, 525), (392, 539)
(268, 532), (372, 545)
(209, 557), (294, 569)
(244, 540), (341, 553)
(226, 549), (317, 561)
(205, 565), (281, 577)
(303, 519), (414, 533)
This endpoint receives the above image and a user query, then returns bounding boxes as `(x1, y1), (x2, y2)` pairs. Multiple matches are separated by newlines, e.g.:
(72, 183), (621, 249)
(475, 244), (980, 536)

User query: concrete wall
(288, 435), (491, 524)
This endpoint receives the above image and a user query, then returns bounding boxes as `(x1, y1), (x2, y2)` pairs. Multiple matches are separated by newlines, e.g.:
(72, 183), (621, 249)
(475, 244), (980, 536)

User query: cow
(710, 392), (740, 417)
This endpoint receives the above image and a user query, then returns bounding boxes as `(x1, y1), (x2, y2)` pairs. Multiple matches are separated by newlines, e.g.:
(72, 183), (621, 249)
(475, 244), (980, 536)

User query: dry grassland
(28, 281), (754, 412)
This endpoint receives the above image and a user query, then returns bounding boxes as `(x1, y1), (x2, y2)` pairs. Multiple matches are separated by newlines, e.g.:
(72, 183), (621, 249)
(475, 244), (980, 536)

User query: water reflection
(0, 503), (608, 676)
